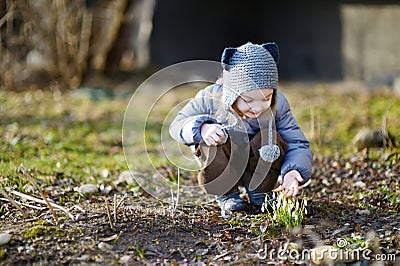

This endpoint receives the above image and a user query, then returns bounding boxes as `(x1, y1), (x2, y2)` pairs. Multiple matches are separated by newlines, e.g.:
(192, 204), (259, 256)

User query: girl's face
(233, 88), (274, 119)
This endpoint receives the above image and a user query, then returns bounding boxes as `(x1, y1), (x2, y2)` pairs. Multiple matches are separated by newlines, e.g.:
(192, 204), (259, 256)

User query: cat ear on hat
(262, 42), (279, 64)
(221, 47), (237, 71)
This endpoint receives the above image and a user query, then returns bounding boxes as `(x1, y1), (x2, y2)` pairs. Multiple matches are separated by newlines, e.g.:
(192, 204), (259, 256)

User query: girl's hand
(274, 170), (304, 197)
(200, 123), (226, 146)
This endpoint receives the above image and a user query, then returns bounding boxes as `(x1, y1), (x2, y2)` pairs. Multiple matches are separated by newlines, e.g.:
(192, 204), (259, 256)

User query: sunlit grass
(1, 82), (399, 192)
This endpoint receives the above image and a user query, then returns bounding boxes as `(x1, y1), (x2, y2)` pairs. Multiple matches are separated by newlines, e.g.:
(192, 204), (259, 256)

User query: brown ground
(1, 154), (399, 265)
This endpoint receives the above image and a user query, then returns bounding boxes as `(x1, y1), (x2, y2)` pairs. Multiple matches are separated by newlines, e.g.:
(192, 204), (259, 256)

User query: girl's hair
(216, 73), (277, 114)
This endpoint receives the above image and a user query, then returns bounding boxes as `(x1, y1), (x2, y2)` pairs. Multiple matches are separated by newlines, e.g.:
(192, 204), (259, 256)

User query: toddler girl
(169, 42), (313, 215)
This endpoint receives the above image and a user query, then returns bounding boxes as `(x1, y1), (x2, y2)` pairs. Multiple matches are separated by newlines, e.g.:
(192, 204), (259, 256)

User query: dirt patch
(2, 154), (400, 265)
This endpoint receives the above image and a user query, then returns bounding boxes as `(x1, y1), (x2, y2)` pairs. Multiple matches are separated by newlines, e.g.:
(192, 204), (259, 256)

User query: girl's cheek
(235, 101), (249, 112)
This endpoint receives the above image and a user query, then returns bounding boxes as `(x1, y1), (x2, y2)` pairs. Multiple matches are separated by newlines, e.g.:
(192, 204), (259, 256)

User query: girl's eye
(263, 98), (271, 102)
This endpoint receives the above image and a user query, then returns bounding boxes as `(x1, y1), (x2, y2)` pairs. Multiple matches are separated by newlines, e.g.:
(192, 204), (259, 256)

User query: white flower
(304, 199), (308, 206)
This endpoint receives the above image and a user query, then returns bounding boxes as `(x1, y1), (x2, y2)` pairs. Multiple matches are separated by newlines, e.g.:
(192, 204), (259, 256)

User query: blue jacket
(169, 83), (313, 182)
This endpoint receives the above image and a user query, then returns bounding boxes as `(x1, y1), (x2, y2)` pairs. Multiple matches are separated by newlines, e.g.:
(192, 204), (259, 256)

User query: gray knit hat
(221, 42), (279, 107)
(221, 42), (281, 163)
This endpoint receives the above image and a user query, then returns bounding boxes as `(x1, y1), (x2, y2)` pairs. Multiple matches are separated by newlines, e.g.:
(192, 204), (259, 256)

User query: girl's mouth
(245, 111), (258, 118)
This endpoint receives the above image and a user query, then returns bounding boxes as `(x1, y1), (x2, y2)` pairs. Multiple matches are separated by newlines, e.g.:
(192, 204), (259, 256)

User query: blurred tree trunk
(90, 0), (156, 74)
(0, 0), (156, 90)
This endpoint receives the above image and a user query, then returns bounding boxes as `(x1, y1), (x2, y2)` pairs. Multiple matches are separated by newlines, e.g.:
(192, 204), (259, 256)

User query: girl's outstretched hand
(274, 170), (304, 197)
(200, 123), (226, 146)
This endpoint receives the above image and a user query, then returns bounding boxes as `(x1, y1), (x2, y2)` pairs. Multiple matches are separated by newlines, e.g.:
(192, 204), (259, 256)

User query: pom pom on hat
(259, 144), (280, 162)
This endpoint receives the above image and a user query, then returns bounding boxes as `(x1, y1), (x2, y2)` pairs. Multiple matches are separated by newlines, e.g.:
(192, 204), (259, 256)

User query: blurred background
(1, 0), (400, 92)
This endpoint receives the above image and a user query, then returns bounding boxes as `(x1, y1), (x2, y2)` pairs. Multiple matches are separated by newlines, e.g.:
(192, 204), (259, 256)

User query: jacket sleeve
(275, 93), (313, 183)
(169, 85), (220, 145)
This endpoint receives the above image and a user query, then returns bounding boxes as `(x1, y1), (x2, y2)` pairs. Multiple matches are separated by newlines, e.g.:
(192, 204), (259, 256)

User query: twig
(113, 194), (117, 224)
(104, 197), (114, 230)
(170, 168), (181, 214)
(212, 251), (234, 261)
(0, 197), (46, 210)
(0, 186), (29, 218)
(176, 168), (180, 210)
(19, 164), (59, 224)
(9, 189), (74, 220)
(69, 205), (85, 213)
(116, 193), (127, 209)
(0, 0), (15, 28)
(177, 247), (187, 260)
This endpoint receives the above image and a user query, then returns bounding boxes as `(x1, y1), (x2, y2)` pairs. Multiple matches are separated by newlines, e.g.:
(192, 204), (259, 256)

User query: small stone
(100, 184), (112, 194)
(287, 242), (302, 251)
(119, 255), (134, 265)
(372, 221), (383, 229)
(100, 169), (110, 178)
(304, 224), (317, 229)
(113, 171), (136, 186)
(78, 184), (98, 194)
(0, 233), (11, 245)
(196, 248), (208, 255)
(98, 242), (113, 251)
(382, 225), (393, 230)
(354, 181), (366, 188)
(389, 221), (399, 226)
(76, 254), (90, 261)
(356, 209), (371, 215)
(75, 214), (85, 221)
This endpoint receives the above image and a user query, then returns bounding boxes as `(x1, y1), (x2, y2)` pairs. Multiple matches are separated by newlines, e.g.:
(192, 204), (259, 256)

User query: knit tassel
(258, 119), (280, 162)
(259, 144), (280, 162)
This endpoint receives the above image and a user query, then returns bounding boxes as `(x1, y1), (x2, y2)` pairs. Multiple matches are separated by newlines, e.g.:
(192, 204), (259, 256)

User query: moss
(23, 223), (67, 239)
(24, 226), (47, 239)
(0, 249), (6, 259)
(264, 226), (282, 239)
(32, 220), (49, 226)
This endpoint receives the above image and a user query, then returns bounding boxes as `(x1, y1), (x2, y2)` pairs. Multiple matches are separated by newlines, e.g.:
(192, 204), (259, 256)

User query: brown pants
(196, 129), (287, 196)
